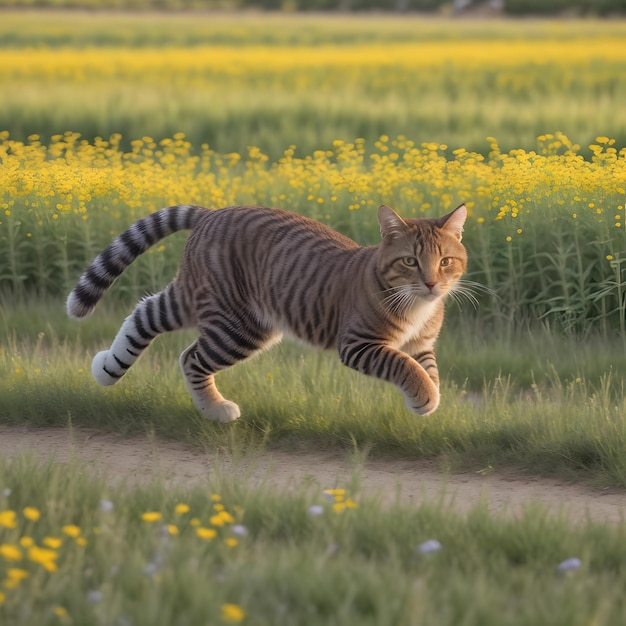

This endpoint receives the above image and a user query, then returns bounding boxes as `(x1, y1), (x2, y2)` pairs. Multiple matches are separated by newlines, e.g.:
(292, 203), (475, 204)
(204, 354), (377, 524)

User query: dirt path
(1, 424), (625, 524)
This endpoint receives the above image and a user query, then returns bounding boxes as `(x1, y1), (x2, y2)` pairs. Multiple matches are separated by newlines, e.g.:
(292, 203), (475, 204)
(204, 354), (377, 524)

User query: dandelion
(53, 606), (69, 619)
(196, 527), (217, 540)
(0, 544), (22, 561)
(167, 524), (180, 536)
(22, 507), (41, 522)
(42, 537), (62, 549)
(19, 537), (34, 548)
(0, 510), (17, 528)
(140, 512), (162, 523)
(221, 603), (246, 623)
(225, 538), (238, 548)
(28, 546), (58, 572)
(174, 503), (190, 516)
(5, 567), (29, 588)
(62, 524), (81, 537)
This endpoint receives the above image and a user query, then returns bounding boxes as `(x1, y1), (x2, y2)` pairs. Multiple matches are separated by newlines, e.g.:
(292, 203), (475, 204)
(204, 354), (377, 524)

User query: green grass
(2, 300), (626, 486)
(2, 453), (626, 625)
(1, 13), (625, 158)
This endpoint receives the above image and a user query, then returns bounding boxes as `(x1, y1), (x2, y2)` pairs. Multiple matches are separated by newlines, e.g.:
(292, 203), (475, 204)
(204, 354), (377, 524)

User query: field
(2, 11), (626, 625)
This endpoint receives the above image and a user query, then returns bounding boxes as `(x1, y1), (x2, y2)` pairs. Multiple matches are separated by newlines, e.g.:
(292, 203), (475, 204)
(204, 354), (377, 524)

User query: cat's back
(194, 205), (359, 250)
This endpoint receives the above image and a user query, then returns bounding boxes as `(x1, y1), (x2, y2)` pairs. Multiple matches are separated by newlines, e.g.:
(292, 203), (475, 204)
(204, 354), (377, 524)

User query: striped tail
(66, 205), (205, 319)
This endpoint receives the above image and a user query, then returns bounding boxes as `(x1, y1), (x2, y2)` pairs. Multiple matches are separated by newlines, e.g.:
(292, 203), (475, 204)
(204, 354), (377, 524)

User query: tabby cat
(67, 203), (467, 422)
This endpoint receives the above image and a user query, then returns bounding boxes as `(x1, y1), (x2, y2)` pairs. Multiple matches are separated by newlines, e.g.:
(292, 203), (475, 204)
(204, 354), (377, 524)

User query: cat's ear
(378, 205), (408, 239)
(438, 203), (467, 241)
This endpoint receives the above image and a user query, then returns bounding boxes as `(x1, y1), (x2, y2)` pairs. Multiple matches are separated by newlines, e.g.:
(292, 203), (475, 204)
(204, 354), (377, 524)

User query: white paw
(200, 401), (241, 423)
(91, 350), (121, 386)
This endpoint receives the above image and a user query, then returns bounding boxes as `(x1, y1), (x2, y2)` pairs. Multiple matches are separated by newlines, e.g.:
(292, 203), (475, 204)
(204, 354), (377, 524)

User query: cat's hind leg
(92, 284), (188, 386)
(179, 311), (277, 423)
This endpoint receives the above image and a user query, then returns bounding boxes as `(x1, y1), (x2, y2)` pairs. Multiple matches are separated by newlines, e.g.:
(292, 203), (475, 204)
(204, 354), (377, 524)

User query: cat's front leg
(338, 337), (440, 415)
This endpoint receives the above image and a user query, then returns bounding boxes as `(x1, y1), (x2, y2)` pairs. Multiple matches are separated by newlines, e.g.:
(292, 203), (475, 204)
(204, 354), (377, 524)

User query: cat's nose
(425, 281), (437, 290)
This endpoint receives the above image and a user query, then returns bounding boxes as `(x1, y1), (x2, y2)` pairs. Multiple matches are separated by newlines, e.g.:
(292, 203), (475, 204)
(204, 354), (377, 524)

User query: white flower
(86, 590), (103, 604)
(557, 557), (582, 573)
(308, 505), (324, 516)
(232, 524), (248, 536)
(99, 499), (114, 512)
(2, 488), (11, 497)
(418, 539), (442, 555)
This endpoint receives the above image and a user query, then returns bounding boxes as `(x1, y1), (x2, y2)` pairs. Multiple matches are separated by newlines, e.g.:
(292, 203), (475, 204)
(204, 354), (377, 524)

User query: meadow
(2, 11), (626, 624)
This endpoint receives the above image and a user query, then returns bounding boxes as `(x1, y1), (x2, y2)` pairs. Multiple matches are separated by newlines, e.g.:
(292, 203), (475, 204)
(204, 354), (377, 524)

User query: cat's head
(376, 204), (468, 307)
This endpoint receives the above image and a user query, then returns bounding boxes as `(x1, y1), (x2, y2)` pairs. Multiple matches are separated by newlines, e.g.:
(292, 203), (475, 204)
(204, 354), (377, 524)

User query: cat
(67, 203), (467, 422)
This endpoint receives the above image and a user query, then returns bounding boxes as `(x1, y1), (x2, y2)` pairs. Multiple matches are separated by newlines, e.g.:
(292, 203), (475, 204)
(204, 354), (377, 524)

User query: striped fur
(67, 203), (467, 422)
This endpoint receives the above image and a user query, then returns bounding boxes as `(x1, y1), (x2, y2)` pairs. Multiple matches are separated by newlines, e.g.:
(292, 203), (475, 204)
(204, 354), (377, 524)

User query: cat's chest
(388, 301), (439, 349)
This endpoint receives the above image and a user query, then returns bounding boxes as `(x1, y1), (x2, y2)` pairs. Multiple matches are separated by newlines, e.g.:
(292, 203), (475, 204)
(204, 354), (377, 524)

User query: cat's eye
(403, 257), (418, 267)
(440, 257), (453, 267)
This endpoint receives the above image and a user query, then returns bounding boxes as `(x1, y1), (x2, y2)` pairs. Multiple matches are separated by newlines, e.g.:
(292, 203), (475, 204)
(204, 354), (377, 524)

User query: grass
(1, 13), (626, 158)
(2, 453), (626, 625)
(2, 300), (626, 486)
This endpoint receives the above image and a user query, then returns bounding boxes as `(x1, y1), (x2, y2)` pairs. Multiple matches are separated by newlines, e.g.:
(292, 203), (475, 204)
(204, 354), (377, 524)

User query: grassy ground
(2, 300), (626, 486)
(2, 454), (626, 625)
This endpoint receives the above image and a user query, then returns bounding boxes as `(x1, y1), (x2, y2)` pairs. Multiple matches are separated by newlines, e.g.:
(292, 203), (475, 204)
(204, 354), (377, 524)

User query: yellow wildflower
(140, 512), (162, 523)
(221, 603), (246, 623)
(23, 507), (41, 522)
(62, 524), (81, 537)
(0, 510), (17, 529)
(196, 527), (217, 540)
(0, 544), (22, 561)
(28, 546), (58, 572)
(174, 503), (190, 516)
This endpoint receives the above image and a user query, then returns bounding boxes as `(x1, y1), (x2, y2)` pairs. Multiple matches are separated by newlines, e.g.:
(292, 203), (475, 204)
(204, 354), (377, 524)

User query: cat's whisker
(448, 279), (494, 310)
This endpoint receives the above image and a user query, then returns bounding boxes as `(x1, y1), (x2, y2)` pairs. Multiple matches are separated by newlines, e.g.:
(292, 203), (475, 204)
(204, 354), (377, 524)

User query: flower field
(1, 13), (626, 332)
(1, 130), (625, 332)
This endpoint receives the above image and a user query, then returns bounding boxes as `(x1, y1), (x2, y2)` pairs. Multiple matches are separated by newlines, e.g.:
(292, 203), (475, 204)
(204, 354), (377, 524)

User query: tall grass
(2, 453), (626, 625)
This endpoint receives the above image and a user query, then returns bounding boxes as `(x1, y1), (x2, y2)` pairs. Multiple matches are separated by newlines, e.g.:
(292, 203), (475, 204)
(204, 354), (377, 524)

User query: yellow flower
(0, 591), (5, 605)
(174, 503), (190, 516)
(210, 494), (222, 502)
(210, 514), (225, 527)
(0, 510), (17, 529)
(75, 537), (87, 547)
(28, 546), (58, 572)
(140, 512), (162, 523)
(167, 524), (180, 536)
(53, 606), (69, 619)
(0, 544), (22, 561)
(43, 537), (62, 549)
(19, 536), (34, 548)
(5, 567), (29, 588)
(62, 524), (81, 537)
(196, 527), (217, 540)
(221, 603), (246, 623)
(225, 538), (238, 548)
(23, 507), (41, 522)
